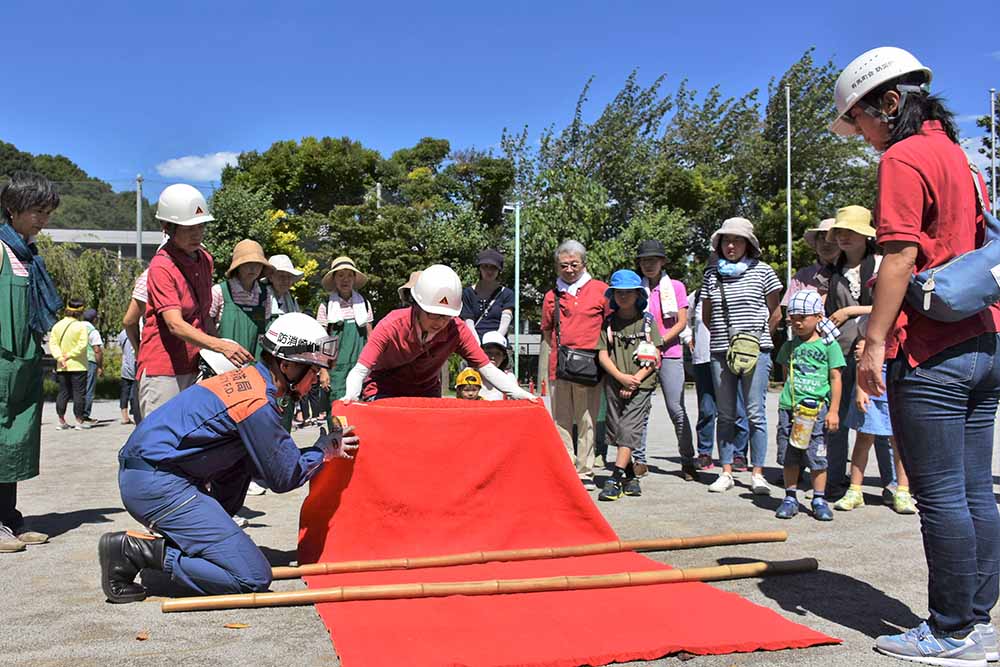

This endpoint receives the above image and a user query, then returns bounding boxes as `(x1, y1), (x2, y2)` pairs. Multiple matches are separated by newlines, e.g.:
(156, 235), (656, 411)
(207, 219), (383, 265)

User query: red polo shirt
(357, 306), (490, 398)
(540, 279), (610, 381)
(875, 120), (999, 366)
(138, 243), (215, 377)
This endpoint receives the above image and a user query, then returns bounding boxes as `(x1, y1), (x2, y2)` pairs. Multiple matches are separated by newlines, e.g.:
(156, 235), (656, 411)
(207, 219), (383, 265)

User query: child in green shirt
(774, 289), (845, 521)
(596, 270), (664, 501)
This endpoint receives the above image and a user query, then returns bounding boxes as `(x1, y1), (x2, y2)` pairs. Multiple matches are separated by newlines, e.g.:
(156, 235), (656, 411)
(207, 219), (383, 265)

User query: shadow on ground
(29, 507), (126, 538)
(718, 556), (922, 638)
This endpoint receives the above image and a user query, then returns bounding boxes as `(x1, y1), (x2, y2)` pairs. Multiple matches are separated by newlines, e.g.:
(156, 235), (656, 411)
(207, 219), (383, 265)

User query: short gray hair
(554, 239), (587, 263)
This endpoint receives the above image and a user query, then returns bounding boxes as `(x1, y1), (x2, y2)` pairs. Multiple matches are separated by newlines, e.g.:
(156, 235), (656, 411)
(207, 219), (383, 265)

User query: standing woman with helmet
(99, 313), (356, 603)
(833, 47), (1000, 665)
(341, 264), (534, 402)
(0, 172), (62, 553)
(461, 249), (515, 343)
(137, 184), (254, 419)
(701, 218), (783, 496)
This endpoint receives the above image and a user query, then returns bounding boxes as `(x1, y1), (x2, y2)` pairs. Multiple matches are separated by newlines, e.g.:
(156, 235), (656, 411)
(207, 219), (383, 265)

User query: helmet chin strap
(277, 362), (317, 400)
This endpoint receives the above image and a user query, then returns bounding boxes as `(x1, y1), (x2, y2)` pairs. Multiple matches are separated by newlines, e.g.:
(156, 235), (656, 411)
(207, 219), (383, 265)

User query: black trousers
(56, 371), (87, 421)
(0, 483), (22, 531)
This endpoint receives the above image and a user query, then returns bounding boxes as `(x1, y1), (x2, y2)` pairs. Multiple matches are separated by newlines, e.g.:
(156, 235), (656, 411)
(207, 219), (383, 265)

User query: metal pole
(785, 86), (792, 290)
(991, 89), (997, 215)
(514, 202), (521, 381)
(135, 174), (143, 261)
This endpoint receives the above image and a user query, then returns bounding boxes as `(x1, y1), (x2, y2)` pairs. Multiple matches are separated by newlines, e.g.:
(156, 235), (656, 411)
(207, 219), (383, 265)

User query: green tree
(977, 99), (999, 196)
(204, 183), (275, 281)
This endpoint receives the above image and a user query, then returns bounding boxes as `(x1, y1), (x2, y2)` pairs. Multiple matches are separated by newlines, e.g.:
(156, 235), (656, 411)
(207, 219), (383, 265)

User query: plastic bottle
(789, 399), (820, 450)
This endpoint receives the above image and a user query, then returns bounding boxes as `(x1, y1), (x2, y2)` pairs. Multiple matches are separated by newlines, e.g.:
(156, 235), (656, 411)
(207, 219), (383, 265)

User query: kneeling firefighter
(99, 313), (359, 603)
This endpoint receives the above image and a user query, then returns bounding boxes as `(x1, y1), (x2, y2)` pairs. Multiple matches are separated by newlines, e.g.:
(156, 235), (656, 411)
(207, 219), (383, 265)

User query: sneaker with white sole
(875, 621), (986, 666)
(232, 515), (249, 529)
(246, 481), (267, 496)
(750, 474), (772, 496)
(708, 473), (734, 493)
(973, 623), (999, 662)
(0, 523), (25, 553)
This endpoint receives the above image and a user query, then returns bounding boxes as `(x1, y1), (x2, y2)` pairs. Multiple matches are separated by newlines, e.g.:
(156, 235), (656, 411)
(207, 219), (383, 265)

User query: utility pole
(135, 174), (143, 261)
(514, 202), (521, 380)
(376, 181), (382, 209)
(785, 86), (792, 292)
(991, 89), (997, 215)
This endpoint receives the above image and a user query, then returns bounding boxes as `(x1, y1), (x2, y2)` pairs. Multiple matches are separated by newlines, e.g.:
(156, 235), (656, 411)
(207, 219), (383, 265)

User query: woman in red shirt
(833, 47), (1000, 665)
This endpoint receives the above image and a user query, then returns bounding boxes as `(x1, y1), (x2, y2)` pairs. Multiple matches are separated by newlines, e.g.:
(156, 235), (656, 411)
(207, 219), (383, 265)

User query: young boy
(455, 368), (483, 400)
(774, 289), (844, 521)
(596, 270), (663, 501)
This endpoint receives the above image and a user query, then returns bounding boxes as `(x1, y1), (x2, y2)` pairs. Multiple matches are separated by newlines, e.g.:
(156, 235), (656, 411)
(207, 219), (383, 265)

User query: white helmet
(260, 313), (338, 368)
(481, 331), (508, 350)
(412, 264), (463, 317)
(156, 184), (215, 226)
(831, 46), (932, 136)
(199, 339), (240, 376)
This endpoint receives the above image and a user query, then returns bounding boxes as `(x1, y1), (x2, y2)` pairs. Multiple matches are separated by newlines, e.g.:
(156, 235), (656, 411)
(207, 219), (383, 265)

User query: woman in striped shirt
(700, 217), (783, 496)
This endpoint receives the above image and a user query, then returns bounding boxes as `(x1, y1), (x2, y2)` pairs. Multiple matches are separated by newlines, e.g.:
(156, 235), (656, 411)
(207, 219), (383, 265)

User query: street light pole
(514, 202), (521, 380)
(991, 88), (997, 216)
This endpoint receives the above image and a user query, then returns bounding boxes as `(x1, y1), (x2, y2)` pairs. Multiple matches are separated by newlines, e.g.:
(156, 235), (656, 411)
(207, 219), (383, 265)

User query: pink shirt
(357, 306), (489, 398)
(647, 279), (689, 359)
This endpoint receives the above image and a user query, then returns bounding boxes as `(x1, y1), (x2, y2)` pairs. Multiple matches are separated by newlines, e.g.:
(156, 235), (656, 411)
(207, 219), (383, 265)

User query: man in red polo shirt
(138, 184), (253, 418)
(541, 240), (610, 486)
(341, 264), (534, 402)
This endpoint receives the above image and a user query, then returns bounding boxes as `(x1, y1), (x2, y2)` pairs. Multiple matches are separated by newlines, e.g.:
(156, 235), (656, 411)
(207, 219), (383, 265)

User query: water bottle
(789, 399), (820, 450)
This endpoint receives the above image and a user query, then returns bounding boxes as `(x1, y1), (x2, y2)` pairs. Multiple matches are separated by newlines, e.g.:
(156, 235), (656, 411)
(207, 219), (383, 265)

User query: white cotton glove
(340, 363), (370, 404)
(478, 363), (537, 402)
(314, 426), (360, 462)
(498, 311), (513, 336)
(679, 324), (692, 345)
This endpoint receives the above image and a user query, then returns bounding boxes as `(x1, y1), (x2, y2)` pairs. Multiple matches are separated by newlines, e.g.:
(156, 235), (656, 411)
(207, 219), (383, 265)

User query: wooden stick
(161, 557), (816, 613)
(271, 531), (788, 580)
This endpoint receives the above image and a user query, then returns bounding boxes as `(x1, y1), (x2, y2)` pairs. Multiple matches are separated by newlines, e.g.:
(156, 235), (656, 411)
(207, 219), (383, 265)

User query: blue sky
(3, 1), (997, 201)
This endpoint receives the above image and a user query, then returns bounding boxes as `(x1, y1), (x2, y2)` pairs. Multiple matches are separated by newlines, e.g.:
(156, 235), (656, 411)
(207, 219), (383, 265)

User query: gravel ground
(0, 391), (994, 667)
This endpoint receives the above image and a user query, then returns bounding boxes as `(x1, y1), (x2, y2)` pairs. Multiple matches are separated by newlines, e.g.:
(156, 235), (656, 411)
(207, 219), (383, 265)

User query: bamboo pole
(271, 531), (788, 580)
(161, 558), (816, 613)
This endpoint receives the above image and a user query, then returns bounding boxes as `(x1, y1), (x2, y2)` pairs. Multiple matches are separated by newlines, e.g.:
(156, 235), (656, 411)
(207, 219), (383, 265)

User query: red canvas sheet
(299, 398), (837, 667)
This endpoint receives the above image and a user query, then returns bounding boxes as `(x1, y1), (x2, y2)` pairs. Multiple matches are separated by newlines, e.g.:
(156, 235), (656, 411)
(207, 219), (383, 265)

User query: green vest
(218, 280), (267, 359)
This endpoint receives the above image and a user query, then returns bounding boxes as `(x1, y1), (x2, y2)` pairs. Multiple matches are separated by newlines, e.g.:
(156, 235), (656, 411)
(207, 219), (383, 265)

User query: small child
(774, 290), (845, 521)
(480, 331), (512, 401)
(596, 269), (663, 501)
(455, 368), (483, 400)
(836, 340), (917, 514)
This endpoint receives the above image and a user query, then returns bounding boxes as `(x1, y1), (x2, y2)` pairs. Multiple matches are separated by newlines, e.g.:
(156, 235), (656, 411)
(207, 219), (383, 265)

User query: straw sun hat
(321, 256), (368, 292)
(226, 240), (274, 278)
(827, 205), (876, 239)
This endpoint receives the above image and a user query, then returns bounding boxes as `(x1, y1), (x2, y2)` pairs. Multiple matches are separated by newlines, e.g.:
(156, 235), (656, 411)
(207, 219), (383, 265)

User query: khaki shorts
(138, 370), (197, 420)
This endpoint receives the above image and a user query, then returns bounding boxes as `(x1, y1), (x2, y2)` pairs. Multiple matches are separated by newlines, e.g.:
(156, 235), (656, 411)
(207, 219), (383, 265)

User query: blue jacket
(119, 362), (324, 494)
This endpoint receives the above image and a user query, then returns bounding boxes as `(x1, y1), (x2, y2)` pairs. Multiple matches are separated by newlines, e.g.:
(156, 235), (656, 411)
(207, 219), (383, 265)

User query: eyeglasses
(559, 262), (583, 270)
(842, 103), (881, 127)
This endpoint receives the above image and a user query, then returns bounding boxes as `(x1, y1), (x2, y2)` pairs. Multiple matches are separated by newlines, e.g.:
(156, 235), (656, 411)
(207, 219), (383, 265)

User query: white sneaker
(973, 623), (1000, 662)
(708, 473), (734, 493)
(246, 481), (267, 496)
(232, 515), (249, 529)
(751, 474), (772, 496)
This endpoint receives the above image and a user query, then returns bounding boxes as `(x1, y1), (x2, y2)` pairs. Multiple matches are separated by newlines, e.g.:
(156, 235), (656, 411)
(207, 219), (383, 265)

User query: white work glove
(340, 363), (370, 404)
(478, 363), (538, 402)
(313, 426), (360, 462)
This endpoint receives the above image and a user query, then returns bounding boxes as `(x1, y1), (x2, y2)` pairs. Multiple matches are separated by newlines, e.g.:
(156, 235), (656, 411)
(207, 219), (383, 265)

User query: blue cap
(605, 269), (647, 311)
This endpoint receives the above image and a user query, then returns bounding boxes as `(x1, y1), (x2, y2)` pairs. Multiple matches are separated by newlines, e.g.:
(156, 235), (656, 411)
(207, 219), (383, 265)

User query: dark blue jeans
(692, 362), (748, 457)
(888, 332), (1000, 637)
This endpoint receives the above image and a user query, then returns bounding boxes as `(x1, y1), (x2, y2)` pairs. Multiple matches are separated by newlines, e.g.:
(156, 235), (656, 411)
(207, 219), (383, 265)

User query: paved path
(1, 392), (994, 666)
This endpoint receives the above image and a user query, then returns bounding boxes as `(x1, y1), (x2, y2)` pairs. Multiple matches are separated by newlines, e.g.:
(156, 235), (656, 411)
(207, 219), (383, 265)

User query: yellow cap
(455, 368), (483, 388)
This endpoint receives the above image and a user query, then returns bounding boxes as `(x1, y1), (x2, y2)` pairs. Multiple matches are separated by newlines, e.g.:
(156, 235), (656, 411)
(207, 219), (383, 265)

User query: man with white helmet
(137, 184), (254, 419)
(99, 313), (359, 603)
(341, 264), (535, 401)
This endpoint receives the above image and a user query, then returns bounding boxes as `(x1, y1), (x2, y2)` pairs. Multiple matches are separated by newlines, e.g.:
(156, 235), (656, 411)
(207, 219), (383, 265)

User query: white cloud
(155, 151), (239, 182)
(991, 51), (1000, 61)
(956, 114), (985, 125)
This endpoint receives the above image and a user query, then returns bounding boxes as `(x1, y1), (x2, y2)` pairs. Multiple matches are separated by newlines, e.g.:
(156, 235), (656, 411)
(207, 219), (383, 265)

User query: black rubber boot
(99, 531), (166, 604)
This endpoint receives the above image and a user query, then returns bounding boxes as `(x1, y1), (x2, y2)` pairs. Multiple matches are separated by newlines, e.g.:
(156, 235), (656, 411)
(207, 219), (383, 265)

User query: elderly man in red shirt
(541, 240), (610, 487)
(341, 264), (534, 402)
(137, 184), (253, 419)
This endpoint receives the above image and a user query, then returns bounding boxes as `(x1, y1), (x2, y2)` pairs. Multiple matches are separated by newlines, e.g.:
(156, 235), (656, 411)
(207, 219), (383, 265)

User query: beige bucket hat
(710, 217), (761, 258)
(397, 270), (422, 303)
(804, 218), (837, 250)
(267, 254), (304, 277)
(321, 256), (368, 292)
(226, 240), (274, 278)
(827, 205), (876, 239)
